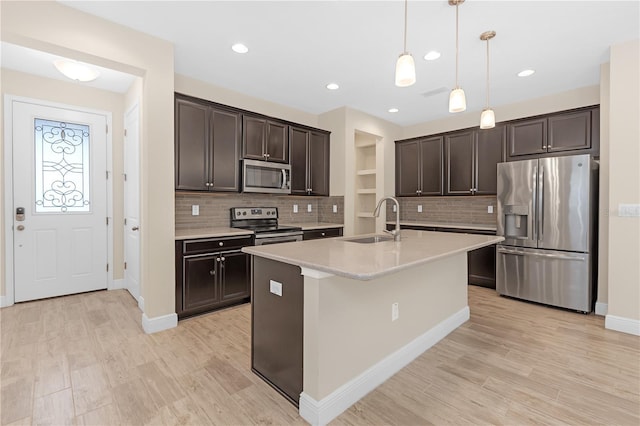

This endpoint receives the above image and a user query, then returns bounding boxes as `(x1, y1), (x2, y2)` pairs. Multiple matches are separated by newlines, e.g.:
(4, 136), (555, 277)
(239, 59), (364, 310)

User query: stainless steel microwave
(242, 159), (291, 194)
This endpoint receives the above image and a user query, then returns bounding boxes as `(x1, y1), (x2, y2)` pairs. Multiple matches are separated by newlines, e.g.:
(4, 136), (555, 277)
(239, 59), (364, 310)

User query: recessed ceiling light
(424, 51), (441, 61)
(388, 108), (399, 113)
(231, 43), (249, 54)
(326, 83), (339, 90)
(517, 69), (535, 77)
(53, 59), (100, 82)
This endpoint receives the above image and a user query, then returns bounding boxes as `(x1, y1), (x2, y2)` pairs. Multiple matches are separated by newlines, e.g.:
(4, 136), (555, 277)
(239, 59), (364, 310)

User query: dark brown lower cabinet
(176, 237), (251, 319)
(387, 224), (496, 288)
(302, 227), (343, 240)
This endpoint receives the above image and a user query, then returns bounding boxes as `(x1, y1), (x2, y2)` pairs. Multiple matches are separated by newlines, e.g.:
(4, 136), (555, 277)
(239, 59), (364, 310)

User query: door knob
(16, 225), (25, 231)
(131, 226), (139, 231)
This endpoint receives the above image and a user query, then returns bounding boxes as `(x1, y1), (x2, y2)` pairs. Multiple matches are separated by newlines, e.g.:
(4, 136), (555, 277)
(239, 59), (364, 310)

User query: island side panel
(303, 252), (468, 401)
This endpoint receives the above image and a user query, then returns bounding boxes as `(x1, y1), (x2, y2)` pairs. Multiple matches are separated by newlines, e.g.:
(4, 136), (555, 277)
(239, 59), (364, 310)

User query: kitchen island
(244, 230), (503, 426)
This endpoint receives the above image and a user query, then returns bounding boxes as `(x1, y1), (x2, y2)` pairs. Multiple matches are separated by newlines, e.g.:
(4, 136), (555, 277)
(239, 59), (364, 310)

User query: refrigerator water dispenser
(503, 205), (529, 239)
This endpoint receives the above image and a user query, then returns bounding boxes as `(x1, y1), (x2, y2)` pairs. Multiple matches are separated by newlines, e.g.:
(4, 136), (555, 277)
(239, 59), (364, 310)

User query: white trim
(299, 306), (470, 426)
(110, 279), (125, 290)
(142, 312), (177, 334)
(605, 314), (640, 336)
(300, 267), (334, 279)
(3, 95), (114, 306)
(138, 295), (145, 312)
(595, 301), (608, 316)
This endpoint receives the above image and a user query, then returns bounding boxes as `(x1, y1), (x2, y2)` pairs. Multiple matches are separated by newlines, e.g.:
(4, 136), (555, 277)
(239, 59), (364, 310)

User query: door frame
(3, 95), (114, 307)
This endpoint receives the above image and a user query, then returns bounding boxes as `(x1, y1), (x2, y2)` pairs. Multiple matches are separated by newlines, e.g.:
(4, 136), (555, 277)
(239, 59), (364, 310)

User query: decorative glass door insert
(34, 118), (91, 213)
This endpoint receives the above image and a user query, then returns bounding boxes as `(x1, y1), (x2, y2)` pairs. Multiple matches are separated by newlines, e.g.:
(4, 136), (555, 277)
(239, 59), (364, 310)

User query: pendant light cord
(455, 3), (459, 88)
(403, 0), (408, 54)
(486, 38), (490, 108)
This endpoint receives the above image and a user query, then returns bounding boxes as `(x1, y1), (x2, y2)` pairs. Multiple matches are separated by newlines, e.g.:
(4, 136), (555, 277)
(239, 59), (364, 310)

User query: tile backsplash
(176, 193), (344, 230)
(386, 195), (497, 225)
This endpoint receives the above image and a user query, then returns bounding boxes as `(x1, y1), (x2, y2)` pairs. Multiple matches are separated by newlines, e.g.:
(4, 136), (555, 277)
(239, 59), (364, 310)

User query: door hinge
(106, 217), (109, 225)
(106, 171), (109, 179)
(106, 263), (109, 272)
(124, 173), (127, 182)
(124, 218), (127, 226)
(106, 124), (109, 134)
(124, 128), (127, 137)
(124, 262), (127, 270)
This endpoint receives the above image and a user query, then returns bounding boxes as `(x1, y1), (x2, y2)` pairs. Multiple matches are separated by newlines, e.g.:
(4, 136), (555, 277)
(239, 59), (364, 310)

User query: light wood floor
(1, 286), (638, 425)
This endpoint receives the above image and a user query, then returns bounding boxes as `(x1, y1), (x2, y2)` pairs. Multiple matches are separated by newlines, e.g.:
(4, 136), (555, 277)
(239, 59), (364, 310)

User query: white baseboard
(299, 306), (470, 426)
(0, 295), (13, 308)
(595, 302), (608, 316)
(142, 312), (177, 334)
(605, 314), (640, 336)
(110, 279), (125, 290)
(138, 295), (145, 312)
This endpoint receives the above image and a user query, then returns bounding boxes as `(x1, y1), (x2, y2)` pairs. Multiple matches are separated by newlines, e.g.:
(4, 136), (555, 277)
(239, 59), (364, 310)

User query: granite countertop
(175, 227), (254, 240)
(281, 222), (344, 230)
(243, 229), (504, 281)
(387, 221), (497, 232)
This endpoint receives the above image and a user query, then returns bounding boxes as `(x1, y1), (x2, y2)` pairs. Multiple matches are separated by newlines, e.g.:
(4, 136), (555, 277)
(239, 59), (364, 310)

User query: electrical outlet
(293, 204), (298, 213)
(269, 280), (283, 297)
(333, 205), (338, 213)
(417, 205), (423, 213)
(191, 205), (199, 216)
(392, 204), (397, 213)
(487, 205), (494, 214)
(307, 204), (312, 212)
(619, 203), (640, 217)
(391, 302), (399, 321)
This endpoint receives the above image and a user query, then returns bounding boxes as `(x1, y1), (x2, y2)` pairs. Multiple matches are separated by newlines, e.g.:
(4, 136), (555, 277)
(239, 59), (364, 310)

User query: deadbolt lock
(16, 207), (25, 222)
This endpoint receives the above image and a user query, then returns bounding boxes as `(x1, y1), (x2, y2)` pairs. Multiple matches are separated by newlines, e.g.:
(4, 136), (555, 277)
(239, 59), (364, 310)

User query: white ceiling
(9, 1), (640, 126)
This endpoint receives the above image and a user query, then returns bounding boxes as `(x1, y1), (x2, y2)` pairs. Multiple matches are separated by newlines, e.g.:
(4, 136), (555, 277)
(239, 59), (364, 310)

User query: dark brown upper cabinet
(242, 115), (288, 163)
(175, 96), (241, 192)
(395, 136), (443, 196)
(507, 106), (597, 160)
(290, 126), (330, 196)
(445, 126), (505, 196)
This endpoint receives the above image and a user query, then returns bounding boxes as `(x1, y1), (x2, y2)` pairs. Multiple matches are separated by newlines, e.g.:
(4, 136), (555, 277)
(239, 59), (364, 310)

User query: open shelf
(356, 188), (376, 194)
(356, 169), (376, 176)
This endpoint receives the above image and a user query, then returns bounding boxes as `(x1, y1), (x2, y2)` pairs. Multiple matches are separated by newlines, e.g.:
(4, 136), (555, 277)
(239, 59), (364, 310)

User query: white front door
(124, 103), (141, 302)
(12, 100), (108, 302)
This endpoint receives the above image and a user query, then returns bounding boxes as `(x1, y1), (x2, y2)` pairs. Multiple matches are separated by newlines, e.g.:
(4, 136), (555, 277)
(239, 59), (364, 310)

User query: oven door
(254, 234), (302, 246)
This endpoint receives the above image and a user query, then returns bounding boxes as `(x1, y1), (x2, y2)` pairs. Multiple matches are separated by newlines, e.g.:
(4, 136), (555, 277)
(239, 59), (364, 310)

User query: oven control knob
(242, 211), (246, 216)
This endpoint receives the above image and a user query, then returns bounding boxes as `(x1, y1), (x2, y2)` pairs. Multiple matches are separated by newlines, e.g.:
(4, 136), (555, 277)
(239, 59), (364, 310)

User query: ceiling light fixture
(448, 0), (466, 113)
(231, 43), (249, 54)
(395, 0), (416, 87)
(424, 51), (441, 61)
(326, 83), (339, 90)
(388, 108), (399, 113)
(480, 30), (496, 130)
(517, 69), (535, 77)
(53, 59), (100, 82)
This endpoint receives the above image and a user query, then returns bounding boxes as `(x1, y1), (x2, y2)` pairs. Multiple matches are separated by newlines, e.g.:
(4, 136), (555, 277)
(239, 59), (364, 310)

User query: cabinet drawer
(303, 227), (343, 240)
(182, 236), (253, 254)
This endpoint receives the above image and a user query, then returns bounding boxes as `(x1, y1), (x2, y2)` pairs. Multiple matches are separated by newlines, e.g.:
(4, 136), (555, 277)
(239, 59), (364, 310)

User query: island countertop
(243, 229), (504, 280)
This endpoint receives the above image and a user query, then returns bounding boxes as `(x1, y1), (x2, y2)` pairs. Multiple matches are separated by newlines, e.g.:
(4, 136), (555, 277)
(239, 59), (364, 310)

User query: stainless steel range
(230, 207), (302, 245)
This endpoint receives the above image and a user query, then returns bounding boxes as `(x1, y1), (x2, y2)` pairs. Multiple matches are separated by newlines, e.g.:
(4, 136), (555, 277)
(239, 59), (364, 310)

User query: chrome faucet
(373, 196), (401, 241)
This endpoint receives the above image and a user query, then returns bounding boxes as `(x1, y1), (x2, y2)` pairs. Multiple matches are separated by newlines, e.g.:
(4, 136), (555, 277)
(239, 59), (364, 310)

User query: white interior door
(12, 100), (108, 302)
(124, 103), (141, 302)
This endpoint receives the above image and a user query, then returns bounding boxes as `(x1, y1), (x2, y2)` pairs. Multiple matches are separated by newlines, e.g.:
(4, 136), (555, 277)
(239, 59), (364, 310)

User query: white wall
(606, 39), (640, 332)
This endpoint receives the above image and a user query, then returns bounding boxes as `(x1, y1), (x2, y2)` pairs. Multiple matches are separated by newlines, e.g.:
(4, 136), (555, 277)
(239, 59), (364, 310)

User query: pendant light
(395, 0), (416, 87)
(448, 0), (466, 113)
(480, 31), (496, 129)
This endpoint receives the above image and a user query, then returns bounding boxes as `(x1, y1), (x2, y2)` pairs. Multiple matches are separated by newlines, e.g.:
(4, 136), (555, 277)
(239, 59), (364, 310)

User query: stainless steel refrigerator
(496, 154), (598, 312)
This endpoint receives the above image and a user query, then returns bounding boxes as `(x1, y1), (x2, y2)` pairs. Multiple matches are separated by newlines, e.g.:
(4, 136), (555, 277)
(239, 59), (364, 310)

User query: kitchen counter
(175, 227), (253, 240)
(280, 222), (343, 230)
(246, 229), (503, 424)
(387, 221), (497, 232)
(244, 230), (503, 280)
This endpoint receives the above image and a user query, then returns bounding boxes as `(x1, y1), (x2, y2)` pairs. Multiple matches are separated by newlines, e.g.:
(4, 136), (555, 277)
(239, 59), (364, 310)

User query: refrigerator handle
(538, 165), (544, 242)
(497, 246), (586, 261)
(532, 165), (538, 241)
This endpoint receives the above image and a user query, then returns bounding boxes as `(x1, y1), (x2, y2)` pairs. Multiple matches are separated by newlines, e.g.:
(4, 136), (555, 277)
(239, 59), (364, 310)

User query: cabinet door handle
(218, 242), (224, 247)
(321, 232), (325, 236)
(216, 257), (221, 262)
(220, 257), (225, 262)
(209, 269), (215, 276)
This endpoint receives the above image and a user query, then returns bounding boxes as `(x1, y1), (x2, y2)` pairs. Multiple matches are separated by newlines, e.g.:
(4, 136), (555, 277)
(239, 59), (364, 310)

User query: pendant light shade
(449, 88), (467, 113)
(480, 108), (496, 129)
(395, 0), (416, 87)
(395, 53), (416, 87)
(480, 30), (496, 129)
(448, 0), (466, 113)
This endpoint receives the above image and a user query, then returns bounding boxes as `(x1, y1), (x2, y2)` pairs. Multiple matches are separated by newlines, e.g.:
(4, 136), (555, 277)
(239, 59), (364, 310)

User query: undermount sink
(343, 234), (394, 244)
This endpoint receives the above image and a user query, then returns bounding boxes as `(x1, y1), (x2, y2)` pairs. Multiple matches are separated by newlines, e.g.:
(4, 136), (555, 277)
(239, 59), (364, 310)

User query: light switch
(293, 204), (298, 213)
(392, 204), (397, 213)
(191, 205), (199, 216)
(307, 204), (312, 212)
(333, 205), (338, 213)
(417, 205), (423, 213)
(619, 204), (640, 217)
(269, 280), (283, 297)
(487, 205), (494, 214)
